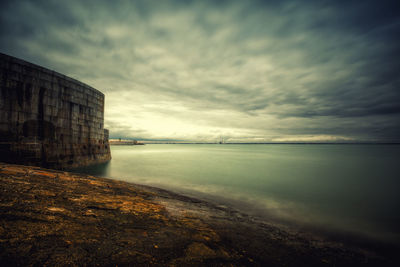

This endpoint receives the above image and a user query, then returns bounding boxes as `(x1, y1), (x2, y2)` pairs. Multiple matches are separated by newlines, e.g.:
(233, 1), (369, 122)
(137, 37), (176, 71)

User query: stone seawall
(0, 53), (111, 169)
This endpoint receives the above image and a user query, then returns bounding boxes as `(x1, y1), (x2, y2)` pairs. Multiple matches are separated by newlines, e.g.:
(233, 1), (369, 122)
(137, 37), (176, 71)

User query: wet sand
(0, 163), (397, 266)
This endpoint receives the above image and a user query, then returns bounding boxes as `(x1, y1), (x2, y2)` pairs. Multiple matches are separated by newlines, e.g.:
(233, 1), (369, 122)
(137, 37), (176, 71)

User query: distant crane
(219, 136), (225, 144)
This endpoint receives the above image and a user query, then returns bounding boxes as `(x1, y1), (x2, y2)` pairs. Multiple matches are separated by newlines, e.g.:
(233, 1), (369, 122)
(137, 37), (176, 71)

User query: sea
(72, 144), (400, 245)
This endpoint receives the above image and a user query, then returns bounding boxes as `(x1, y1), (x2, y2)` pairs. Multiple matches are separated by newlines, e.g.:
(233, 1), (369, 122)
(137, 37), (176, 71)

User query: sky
(1, 0), (399, 143)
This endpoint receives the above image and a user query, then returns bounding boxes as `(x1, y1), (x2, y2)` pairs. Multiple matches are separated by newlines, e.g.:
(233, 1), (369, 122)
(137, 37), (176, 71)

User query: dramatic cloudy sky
(1, 0), (399, 142)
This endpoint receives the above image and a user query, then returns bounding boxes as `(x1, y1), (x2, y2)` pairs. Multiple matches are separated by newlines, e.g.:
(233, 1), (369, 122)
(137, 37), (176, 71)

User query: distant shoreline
(128, 142), (400, 145)
(109, 140), (145, 145)
(110, 143), (145, 145)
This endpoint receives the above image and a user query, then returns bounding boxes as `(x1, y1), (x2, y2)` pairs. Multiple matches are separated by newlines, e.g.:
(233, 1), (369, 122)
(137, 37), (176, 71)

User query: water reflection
(69, 144), (400, 245)
(69, 161), (111, 177)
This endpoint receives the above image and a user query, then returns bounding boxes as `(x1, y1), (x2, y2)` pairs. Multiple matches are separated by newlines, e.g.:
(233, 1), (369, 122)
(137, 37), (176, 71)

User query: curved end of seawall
(0, 52), (111, 169)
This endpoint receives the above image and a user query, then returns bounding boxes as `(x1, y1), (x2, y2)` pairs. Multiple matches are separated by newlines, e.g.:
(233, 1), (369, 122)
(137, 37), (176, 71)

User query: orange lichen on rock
(30, 170), (57, 178)
(0, 163), (234, 265)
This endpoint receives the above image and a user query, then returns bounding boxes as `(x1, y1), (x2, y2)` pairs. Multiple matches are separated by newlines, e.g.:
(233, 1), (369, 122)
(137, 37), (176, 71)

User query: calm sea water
(73, 144), (400, 244)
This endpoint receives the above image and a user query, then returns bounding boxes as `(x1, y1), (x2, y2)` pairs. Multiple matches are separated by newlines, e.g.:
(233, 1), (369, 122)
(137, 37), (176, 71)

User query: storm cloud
(1, 0), (399, 142)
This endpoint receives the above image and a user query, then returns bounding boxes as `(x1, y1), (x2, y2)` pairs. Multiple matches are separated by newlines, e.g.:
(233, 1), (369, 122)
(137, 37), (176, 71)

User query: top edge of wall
(0, 52), (104, 97)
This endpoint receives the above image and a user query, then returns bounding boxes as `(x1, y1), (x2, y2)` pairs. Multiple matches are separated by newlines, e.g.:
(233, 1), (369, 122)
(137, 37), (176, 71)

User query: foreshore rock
(0, 163), (396, 266)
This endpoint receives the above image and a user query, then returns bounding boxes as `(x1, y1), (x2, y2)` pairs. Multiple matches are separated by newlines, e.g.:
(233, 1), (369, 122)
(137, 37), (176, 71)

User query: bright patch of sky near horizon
(1, 0), (399, 142)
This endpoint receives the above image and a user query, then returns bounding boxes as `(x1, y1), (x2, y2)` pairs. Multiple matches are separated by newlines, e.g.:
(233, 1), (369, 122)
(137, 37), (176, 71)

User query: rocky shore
(0, 163), (397, 266)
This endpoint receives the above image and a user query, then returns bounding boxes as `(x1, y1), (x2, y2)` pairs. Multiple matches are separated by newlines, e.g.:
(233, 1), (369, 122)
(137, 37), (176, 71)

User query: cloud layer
(1, 0), (399, 142)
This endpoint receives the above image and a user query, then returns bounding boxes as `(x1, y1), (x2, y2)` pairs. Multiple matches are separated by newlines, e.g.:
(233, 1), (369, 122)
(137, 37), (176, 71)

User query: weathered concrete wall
(0, 53), (111, 169)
